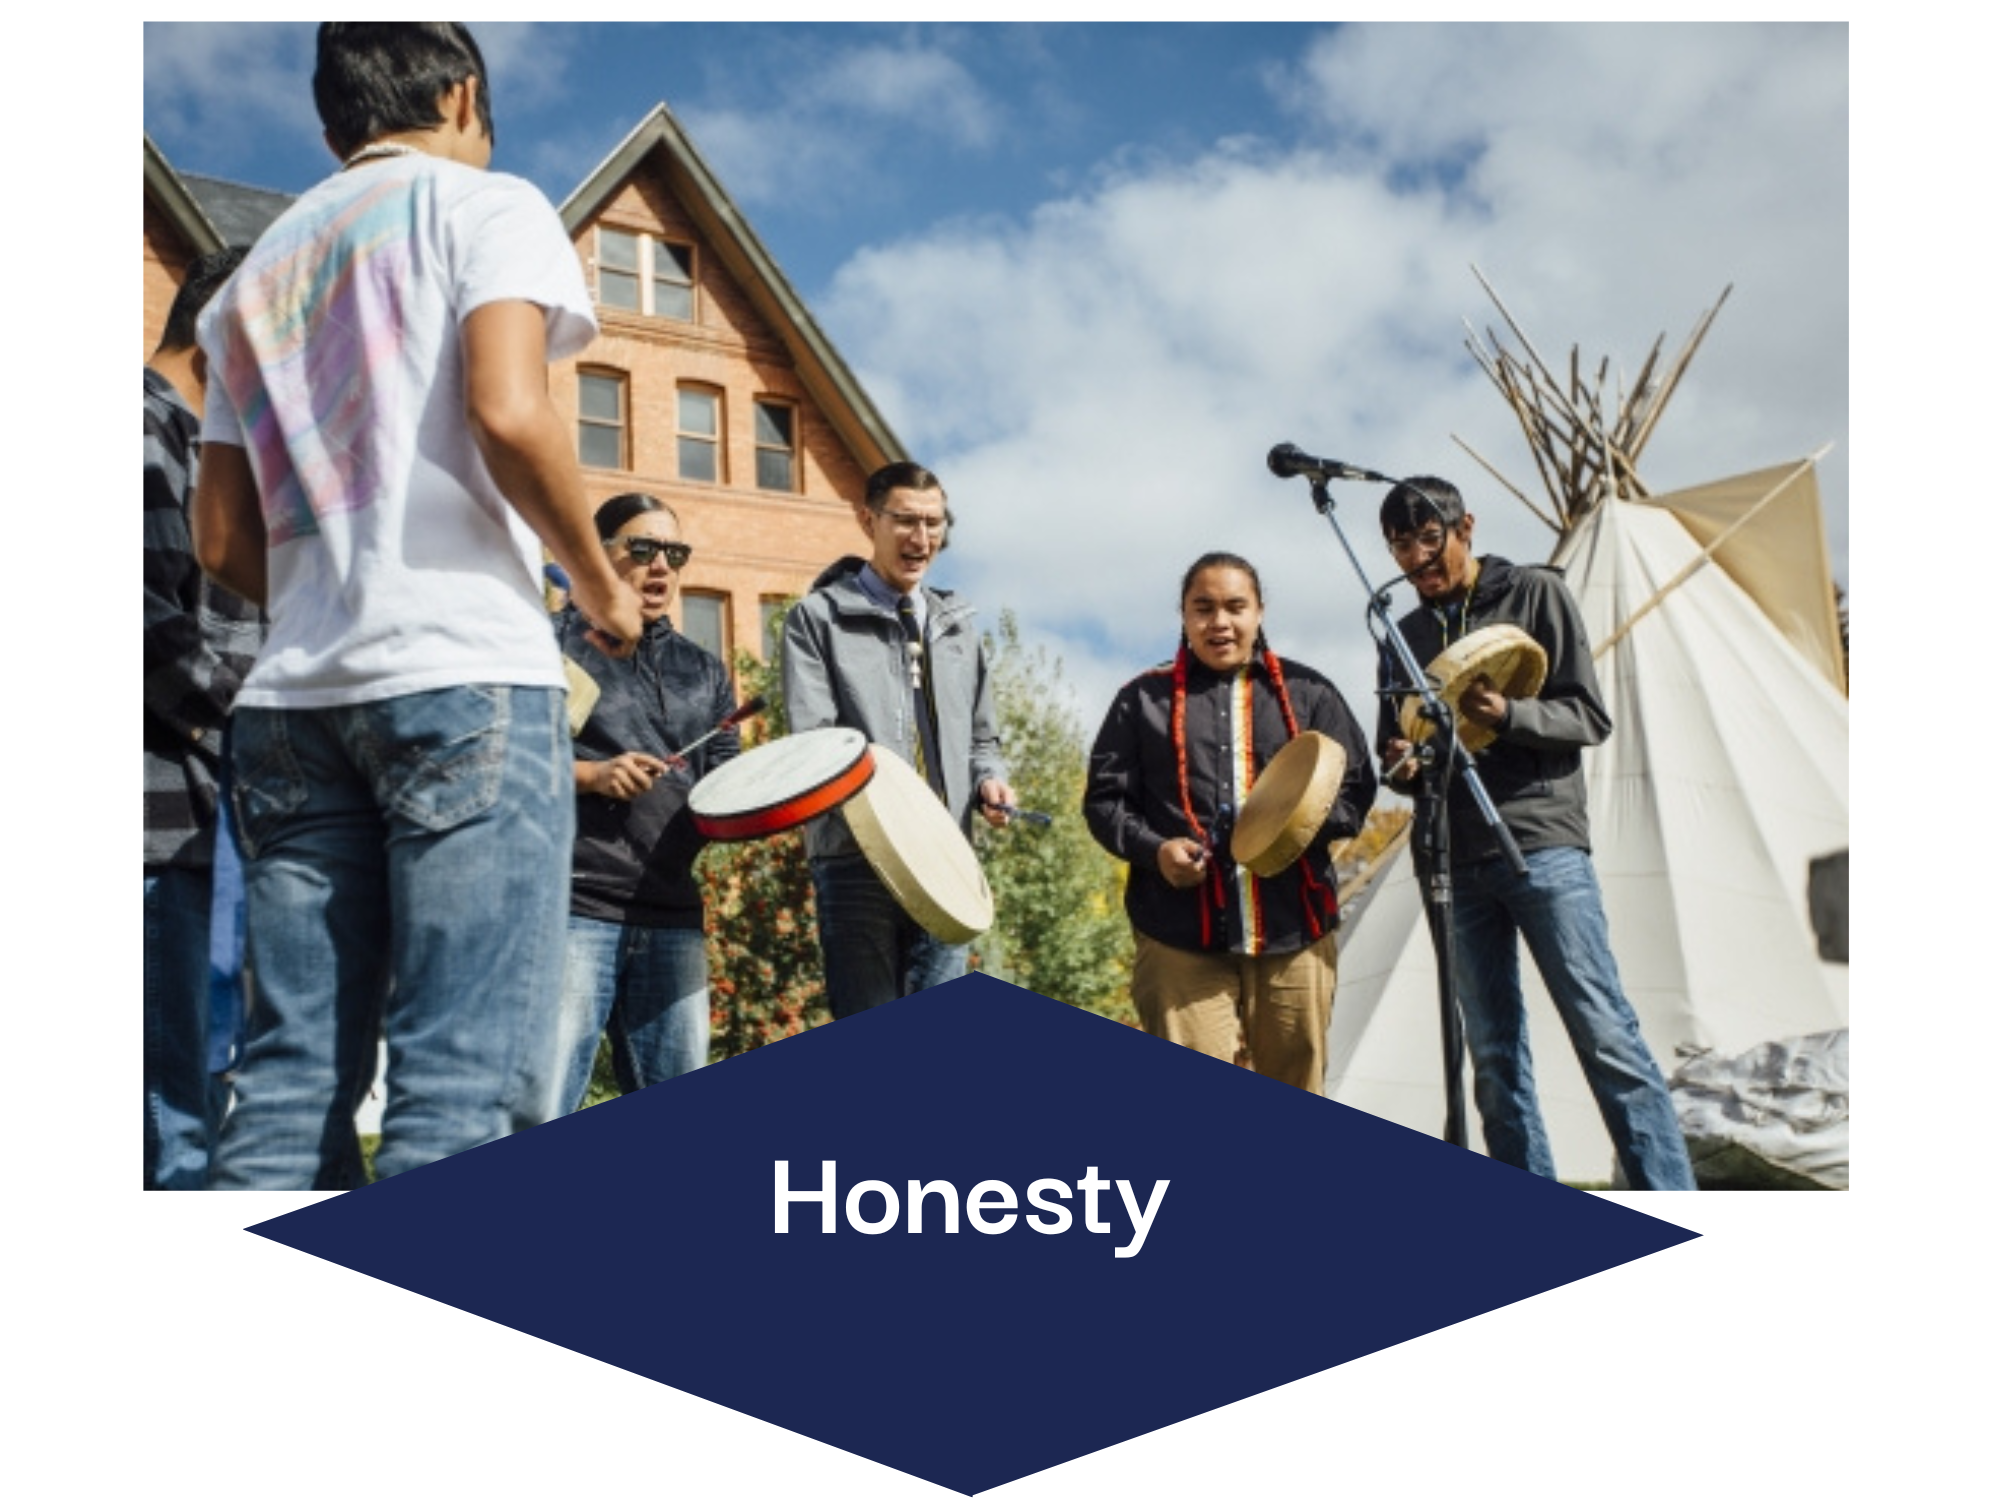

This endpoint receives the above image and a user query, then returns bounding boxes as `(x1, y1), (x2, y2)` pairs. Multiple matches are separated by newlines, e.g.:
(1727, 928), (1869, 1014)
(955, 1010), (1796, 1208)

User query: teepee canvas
(1328, 285), (1849, 1182)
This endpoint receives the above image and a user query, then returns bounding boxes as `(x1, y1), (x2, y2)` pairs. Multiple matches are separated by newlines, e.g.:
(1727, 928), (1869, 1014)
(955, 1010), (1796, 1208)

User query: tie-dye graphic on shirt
(215, 175), (419, 547)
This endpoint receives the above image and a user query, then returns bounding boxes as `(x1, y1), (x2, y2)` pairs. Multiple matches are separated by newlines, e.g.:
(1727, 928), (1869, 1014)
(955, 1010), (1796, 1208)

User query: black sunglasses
(614, 537), (692, 570)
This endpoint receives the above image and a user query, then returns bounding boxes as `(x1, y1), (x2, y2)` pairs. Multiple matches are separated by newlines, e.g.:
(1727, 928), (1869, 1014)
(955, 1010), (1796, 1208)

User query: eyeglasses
(880, 509), (949, 538)
(1387, 528), (1448, 558)
(612, 537), (692, 569)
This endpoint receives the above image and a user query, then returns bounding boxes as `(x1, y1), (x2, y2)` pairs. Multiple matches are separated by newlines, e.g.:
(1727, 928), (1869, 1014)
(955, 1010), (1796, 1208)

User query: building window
(655, 241), (695, 321)
(678, 386), (720, 484)
(596, 228), (641, 311)
(578, 370), (627, 469)
(682, 591), (729, 663)
(754, 401), (797, 493)
(759, 597), (791, 659)
(596, 226), (695, 322)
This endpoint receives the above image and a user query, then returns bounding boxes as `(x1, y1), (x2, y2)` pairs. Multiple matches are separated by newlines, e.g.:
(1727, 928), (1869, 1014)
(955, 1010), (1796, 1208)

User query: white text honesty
(773, 1160), (1171, 1259)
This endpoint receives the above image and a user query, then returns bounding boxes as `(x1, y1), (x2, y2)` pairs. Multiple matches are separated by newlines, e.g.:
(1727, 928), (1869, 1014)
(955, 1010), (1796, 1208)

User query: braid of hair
(1262, 645), (1302, 740)
(1260, 645), (1332, 942)
(1171, 643), (1216, 947)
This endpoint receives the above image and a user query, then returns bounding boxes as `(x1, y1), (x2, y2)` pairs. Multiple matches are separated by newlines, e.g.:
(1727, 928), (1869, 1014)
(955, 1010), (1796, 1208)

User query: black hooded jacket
(1375, 554), (1610, 865)
(556, 607), (740, 928)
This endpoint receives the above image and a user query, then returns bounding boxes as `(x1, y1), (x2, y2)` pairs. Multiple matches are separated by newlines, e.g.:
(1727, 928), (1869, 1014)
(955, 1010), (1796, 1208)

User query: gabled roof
(144, 134), (223, 257)
(561, 103), (907, 472)
(183, 173), (295, 246)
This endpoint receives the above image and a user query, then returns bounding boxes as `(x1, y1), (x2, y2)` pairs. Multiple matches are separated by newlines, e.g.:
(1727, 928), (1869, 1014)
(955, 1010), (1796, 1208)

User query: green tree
(968, 612), (1135, 1024)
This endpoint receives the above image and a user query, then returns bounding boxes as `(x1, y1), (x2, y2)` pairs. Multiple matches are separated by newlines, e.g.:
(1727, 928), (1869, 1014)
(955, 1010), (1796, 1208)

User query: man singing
(1377, 476), (1694, 1189)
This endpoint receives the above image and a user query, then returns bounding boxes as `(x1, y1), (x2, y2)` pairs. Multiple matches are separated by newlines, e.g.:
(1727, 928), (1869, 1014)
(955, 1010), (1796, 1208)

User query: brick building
(143, 106), (906, 665)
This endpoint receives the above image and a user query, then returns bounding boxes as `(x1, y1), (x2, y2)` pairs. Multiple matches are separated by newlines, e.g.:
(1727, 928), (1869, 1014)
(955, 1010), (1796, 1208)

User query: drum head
(1399, 624), (1549, 753)
(841, 746), (994, 944)
(1230, 731), (1347, 879)
(689, 727), (874, 841)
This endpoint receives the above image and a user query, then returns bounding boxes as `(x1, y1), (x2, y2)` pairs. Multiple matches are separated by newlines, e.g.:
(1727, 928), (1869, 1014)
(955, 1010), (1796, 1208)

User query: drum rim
(843, 744), (994, 942)
(690, 731), (876, 841)
(1230, 730), (1345, 878)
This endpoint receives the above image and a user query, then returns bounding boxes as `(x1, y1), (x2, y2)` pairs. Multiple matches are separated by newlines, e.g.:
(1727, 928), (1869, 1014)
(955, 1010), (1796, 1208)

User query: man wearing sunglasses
(783, 461), (1014, 1017)
(549, 493), (738, 1112)
(1376, 476), (1693, 1190)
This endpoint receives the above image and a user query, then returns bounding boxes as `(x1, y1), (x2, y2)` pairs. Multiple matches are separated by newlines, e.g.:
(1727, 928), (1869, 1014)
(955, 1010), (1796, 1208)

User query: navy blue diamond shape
(249, 973), (1696, 1493)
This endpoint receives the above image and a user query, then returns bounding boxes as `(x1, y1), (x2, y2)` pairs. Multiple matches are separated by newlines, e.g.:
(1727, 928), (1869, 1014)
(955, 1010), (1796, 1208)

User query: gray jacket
(781, 557), (1008, 862)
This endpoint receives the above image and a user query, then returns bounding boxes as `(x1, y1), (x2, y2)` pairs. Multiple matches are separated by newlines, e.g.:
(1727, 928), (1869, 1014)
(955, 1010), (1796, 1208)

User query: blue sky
(145, 22), (1850, 723)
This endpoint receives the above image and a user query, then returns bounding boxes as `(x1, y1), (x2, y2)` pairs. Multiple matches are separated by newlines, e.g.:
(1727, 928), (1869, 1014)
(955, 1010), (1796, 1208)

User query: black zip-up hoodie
(1375, 555), (1610, 865)
(556, 607), (740, 928)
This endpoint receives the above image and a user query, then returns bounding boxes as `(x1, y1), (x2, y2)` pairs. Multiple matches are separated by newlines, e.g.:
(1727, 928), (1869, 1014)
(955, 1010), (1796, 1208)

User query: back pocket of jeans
(229, 711), (308, 860)
(377, 685), (509, 833)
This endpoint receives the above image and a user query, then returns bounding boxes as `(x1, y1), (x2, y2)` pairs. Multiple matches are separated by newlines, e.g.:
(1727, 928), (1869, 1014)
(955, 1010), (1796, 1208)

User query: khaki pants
(1130, 930), (1337, 1095)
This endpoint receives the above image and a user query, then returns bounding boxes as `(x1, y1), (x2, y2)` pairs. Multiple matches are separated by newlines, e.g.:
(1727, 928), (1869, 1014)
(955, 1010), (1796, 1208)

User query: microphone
(1267, 443), (1393, 485)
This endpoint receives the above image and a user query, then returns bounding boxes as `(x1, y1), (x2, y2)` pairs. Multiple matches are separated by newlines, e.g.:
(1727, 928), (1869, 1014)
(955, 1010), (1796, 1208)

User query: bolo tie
(897, 595), (947, 801)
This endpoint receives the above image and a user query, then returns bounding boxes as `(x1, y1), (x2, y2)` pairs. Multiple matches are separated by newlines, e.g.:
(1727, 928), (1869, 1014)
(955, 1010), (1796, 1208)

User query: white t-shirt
(199, 154), (598, 709)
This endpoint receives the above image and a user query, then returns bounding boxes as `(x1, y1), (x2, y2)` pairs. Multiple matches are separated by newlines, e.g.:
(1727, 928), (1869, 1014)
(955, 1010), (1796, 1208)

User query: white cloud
(679, 37), (1002, 207)
(144, 22), (319, 159)
(144, 22), (575, 174)
(823, 21), (1848, 740)
(470, 21), (579, 114)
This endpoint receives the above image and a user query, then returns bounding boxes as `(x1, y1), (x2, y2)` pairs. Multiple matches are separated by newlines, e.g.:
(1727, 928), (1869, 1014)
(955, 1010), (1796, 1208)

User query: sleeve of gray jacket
(967, 632), (1008, 790)
(1497, 570), (1613, 752)
(780, 600), (840, 736)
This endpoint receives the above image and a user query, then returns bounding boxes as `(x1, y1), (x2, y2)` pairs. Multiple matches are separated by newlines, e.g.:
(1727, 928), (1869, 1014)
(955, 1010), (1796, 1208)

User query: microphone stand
(1299, 475), (1528, 1149)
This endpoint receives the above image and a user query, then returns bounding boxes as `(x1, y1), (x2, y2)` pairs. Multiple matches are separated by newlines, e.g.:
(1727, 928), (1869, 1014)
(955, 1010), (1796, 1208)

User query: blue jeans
(1452, 845), (1695, 1190)
(810, 853), (967, 1020)
(212, 686), (574, 1189)
(551, 915), (710, 1112)
(144, 864), (217, 1189)
(208, 788), (248, 1081)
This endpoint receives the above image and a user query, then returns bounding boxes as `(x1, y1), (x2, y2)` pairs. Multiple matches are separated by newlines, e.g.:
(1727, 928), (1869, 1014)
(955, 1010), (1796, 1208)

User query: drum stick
(992, 804), (1053, 827)
(670, 696), (767, 767)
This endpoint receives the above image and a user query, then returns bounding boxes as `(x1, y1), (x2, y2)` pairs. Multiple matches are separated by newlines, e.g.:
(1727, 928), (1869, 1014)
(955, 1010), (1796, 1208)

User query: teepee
(1328, 277), (1849, 1183)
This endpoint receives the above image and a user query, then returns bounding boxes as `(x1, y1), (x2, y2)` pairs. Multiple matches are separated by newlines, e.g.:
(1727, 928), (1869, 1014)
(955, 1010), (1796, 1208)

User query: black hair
(594, 492), (677, 541)
(1179, 551), (1264, 605)
(863, 460), (946, 511)
(1379, 476), (1466, 537)
(1180, 551), (1270, 654)
(156, 245), (248, 354)
(314, 23), (494, 160)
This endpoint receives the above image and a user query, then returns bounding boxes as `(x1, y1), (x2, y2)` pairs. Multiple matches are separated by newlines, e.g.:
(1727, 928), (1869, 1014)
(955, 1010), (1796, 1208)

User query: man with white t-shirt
(193, 23), (641, 1187)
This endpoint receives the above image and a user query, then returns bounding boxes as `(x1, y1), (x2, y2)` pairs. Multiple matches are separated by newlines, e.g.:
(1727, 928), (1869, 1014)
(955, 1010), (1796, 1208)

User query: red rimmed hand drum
(1397, 623), (1549, 754)
(1229, 731), (1349, 879)
(689, 727), (875, 841)
(841, 746), (995, 945)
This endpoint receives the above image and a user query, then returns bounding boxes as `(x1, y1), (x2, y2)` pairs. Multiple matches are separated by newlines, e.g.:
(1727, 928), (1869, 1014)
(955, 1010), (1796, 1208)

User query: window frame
(676, 383), (724, 486)
(576, 367), (630, 471)
(680, 589), (732, 664)
(752, 399), (799, 495)
(594, 224), (698, 323)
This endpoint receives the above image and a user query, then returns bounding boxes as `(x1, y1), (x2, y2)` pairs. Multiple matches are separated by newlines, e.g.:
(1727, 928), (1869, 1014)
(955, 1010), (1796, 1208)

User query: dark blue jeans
(144, 864), (216, 1189)
(213, 686), (573, 1188)
(809, 854), (966, 1020)
(1452, 845), (1695, 1190)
